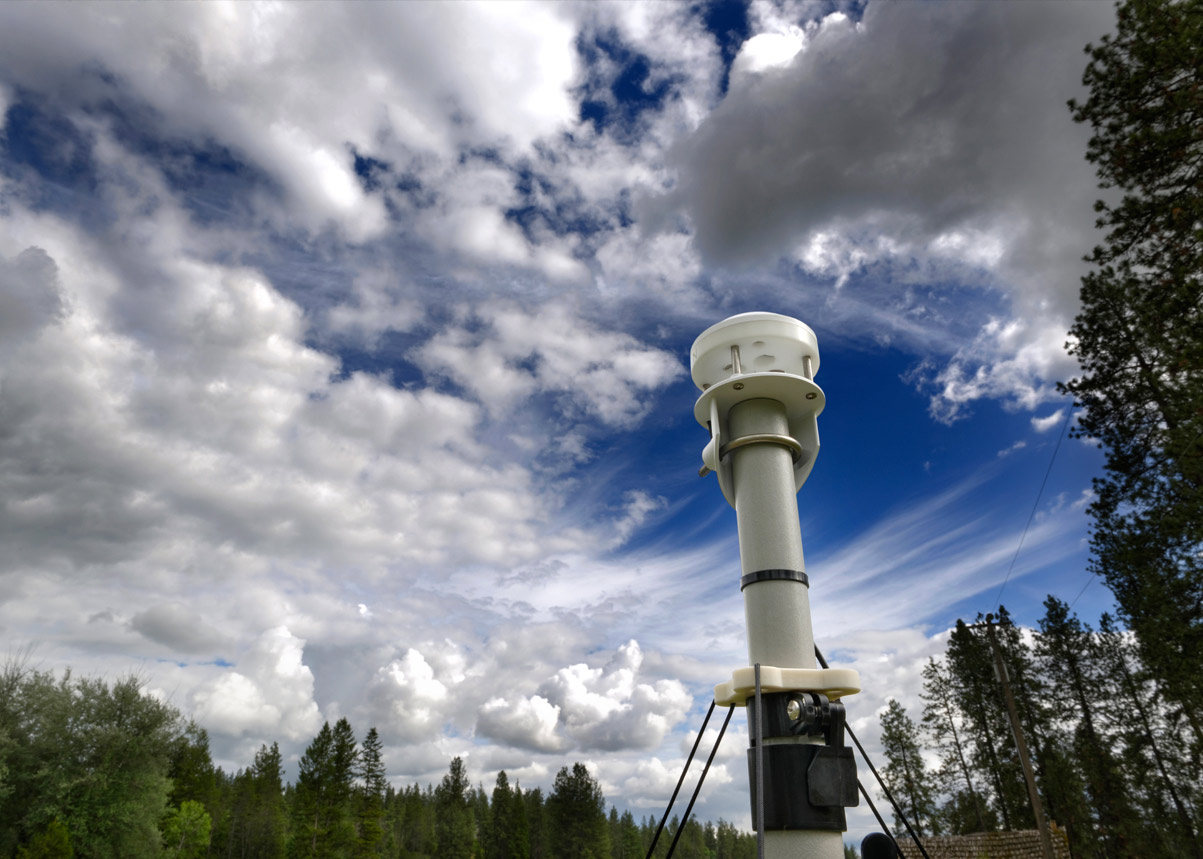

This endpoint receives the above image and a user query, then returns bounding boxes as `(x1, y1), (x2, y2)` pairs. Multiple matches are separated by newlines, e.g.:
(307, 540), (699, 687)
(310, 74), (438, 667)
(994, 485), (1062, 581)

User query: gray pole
(731, 399), (842, 859)
(690, 313), (856, 859)
(983, 615), (1055, 859)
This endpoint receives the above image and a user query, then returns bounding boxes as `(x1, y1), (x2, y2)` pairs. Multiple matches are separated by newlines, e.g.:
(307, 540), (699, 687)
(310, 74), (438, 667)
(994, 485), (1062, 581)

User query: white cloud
(414, 303), (684, 428)
(659, 0), (1112, 416)
(0, 2), (582, 240)
(367, 648), (453, 743)
(191, 626), (322, 741)
(1031, 409), (1066, 433)
(538, 640), (692, 751)
(477, 695), (565, 753)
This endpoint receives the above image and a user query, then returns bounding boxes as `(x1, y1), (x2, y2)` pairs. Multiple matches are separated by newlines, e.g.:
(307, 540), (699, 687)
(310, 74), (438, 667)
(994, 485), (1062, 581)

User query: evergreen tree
(946, 619), (1029, 830)
(354, 727), (386, 858)
(233, 742), (288, 859)
(1062, 0), (1203, 750)
(879, 700), (938, 837)
(290, 720), (358, 858)
(920, 657), (986, 834)
(1035, 596), (1136, 857)
(434, 757), (475, 859)
(524, 787), (547, 859)
(1097, 613), (1201, 857)
(167, 722), (218, 815)
(547, 763), (609, 859)
(614, 810), (641, 859)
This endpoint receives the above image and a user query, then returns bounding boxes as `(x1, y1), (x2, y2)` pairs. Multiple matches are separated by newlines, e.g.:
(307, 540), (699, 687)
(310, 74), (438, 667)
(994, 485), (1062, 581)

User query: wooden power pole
(981, 614), (1055, 859)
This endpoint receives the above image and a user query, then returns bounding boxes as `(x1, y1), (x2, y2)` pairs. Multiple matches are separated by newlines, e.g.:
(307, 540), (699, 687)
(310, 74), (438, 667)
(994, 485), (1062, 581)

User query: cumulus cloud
(538, 640), (692, 751)
(191, 626), (322, 741)
(477, 695), (565, 753)
(659, 1), (1112, 413)
(366, 648), (454, 743)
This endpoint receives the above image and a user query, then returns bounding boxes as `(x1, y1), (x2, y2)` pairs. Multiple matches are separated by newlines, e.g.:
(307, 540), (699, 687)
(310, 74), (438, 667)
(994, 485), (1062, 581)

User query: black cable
(754, 663), (765, 859)
(991, 406), (1073, 614)
(815, 645), (932, 859)
(858, 779), (904, 857)
(645, 699), (716, 859)
(664, 704), (735, 858)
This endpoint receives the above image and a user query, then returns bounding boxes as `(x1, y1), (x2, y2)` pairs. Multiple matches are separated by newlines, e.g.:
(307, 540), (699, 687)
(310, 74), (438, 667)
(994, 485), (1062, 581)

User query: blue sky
(0, 0), (1118, 841)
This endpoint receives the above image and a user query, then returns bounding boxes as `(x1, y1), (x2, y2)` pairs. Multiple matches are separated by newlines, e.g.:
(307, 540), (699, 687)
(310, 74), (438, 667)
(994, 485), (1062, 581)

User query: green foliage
(0, 664), (179, 859)
(353, 728), (386, 859)
(161, 800), (210, 859)
(879, 700), (938, 837)
(1062, 0), (1203, 750)
(433, 757), (475, 859)
(14, 820), (72, 859)
(546, 764), (609, 859)
(289, 719), (358, 858)
(920, 657), (988, 834)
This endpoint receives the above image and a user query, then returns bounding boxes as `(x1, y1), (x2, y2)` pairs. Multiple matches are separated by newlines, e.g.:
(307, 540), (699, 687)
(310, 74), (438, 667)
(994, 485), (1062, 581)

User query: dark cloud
(664, 1), (1111, 307)
(0, 248), (63, 349)
(130, 603), (227, 654)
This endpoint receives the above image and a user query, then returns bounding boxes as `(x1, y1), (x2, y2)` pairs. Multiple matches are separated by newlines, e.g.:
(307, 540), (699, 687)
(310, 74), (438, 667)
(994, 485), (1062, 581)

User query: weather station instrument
(692, 312), (861, 859)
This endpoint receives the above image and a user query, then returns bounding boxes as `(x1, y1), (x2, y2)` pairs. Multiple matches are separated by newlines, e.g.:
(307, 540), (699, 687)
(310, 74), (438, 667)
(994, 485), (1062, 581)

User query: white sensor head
(690, 312), (824, 506)
(690, 312), (819, 391)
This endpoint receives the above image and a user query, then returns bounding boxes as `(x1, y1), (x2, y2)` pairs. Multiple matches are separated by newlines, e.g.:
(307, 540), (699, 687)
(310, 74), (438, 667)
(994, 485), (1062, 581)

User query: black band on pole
(740, 569), (809, 591)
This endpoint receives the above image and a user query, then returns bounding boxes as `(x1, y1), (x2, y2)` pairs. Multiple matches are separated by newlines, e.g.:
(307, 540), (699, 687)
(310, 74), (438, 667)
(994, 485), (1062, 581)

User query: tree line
(0, 660), (762, 859)
(877, 598), (1202, 858)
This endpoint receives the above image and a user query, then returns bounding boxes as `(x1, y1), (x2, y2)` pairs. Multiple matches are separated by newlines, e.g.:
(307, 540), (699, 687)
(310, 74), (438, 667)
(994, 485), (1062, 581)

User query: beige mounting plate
(715, 665), (861, 707)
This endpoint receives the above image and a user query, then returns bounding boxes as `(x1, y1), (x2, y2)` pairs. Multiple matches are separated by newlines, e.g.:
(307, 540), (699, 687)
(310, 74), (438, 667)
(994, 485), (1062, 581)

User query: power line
(990, 406), (1074, 615)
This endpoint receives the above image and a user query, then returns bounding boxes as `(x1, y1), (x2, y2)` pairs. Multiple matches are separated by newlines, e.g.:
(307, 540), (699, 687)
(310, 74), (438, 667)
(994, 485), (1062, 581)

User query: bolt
(805, 392), (817, 399)
(733, 382), (745, 390)
(786, 698), (801, 721)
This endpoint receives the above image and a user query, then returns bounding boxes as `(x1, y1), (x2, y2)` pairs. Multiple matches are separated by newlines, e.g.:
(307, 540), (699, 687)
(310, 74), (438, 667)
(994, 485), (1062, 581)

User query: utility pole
(691, 313), (860, 859)
(981, 614), (1055, 859)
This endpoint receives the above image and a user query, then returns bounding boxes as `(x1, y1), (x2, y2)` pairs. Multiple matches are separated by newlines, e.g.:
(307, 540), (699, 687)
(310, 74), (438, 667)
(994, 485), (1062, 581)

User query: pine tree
(1062, 0), (1203, 751)
(434, 757), (475, 859)
(946, 619), (1029, 830)
(1097, 613), (1201, 857)
(879, 700), (938, 837)
(920, 657), (987, 834)
(547, 763), (609, 859)
(506, 781), (530, 859)
(1036, 596), (1137, 857)
(353, 727), (386, 858)
(290, 720), (357, 858)
(487, 772), (513, 859)
(524, 787), (548, 859)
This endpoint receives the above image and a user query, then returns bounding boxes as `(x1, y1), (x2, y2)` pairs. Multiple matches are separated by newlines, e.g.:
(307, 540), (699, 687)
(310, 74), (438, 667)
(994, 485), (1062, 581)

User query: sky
(0, 0), (1121, 843)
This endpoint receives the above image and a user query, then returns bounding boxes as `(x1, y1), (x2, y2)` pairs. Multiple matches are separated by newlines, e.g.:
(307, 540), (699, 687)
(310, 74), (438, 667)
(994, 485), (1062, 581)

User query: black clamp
(747, 691), (858, 831)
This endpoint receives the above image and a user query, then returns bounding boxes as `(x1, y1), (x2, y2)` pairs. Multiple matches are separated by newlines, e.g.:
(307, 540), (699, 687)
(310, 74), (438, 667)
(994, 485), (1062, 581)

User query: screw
(733, 382), (745, 390)
(786, 698), (801, 721)
(805, 392), (817, 400)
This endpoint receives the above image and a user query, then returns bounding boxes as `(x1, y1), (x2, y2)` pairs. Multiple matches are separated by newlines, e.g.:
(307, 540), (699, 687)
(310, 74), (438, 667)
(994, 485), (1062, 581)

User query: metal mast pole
(691, 313), (860, 859)
(983, 614), (1055, 859)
